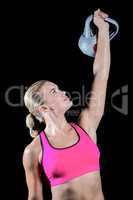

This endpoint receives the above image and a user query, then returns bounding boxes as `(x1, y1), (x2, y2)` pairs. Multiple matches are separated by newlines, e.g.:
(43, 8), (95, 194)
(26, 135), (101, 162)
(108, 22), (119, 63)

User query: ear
(36, 105), (56, 119)
(37, 105), (49, 115)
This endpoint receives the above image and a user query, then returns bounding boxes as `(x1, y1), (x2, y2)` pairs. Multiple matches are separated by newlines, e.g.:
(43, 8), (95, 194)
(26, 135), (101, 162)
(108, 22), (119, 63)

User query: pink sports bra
(39, 122), (100, 187)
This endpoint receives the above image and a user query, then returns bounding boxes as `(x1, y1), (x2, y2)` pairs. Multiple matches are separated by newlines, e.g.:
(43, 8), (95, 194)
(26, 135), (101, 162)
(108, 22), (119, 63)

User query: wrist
(97, 23), (109, 32)
(98, 27), (109, 37)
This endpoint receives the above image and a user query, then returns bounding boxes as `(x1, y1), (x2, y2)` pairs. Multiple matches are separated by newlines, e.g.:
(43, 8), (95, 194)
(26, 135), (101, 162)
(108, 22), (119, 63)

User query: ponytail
(26, 113), (38, 138)
(24, 80), (48, 138)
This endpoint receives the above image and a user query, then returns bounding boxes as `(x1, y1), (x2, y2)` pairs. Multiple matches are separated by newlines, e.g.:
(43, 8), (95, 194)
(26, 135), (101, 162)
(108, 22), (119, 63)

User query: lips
(64, 96), (69, 101)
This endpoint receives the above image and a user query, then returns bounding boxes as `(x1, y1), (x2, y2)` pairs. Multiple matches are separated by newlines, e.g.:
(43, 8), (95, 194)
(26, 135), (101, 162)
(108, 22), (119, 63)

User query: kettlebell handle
(83, 14), (119, 40)
(105, 17), (119, 40)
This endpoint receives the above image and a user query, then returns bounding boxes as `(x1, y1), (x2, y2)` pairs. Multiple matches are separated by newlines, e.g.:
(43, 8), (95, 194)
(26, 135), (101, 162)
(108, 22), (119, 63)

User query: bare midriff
(51, 171), (104, 200)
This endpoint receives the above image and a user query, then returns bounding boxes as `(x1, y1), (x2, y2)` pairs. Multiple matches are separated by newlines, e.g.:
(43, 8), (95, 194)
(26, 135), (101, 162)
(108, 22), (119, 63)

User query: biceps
(88, 76), (108, 114)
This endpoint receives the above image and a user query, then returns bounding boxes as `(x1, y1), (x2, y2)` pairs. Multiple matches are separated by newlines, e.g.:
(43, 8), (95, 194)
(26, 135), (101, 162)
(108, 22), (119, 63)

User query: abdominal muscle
(51, 171), (104, 200)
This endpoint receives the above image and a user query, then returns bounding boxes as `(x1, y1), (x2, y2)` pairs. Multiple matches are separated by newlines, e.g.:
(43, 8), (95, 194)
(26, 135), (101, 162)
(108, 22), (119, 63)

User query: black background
(1, 0), (128, 199)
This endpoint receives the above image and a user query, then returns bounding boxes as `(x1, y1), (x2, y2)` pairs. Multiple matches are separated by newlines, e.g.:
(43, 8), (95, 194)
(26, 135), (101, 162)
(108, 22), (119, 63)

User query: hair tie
(30, 128), (38, 138)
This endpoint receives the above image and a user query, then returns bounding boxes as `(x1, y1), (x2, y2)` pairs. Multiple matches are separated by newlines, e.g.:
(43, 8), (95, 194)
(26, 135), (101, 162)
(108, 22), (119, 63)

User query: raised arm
(23, 146), (43, 200)
(79, 9), (110, 143)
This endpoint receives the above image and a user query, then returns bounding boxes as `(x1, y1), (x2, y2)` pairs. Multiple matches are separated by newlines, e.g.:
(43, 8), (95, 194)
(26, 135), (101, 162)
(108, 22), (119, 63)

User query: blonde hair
(24, 80), (48, 138)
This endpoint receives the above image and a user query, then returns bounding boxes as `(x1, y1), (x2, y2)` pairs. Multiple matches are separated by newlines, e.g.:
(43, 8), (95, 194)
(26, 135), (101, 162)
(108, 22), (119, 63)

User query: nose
(60, 90), (66, 96)
(61, 90), (66, 96)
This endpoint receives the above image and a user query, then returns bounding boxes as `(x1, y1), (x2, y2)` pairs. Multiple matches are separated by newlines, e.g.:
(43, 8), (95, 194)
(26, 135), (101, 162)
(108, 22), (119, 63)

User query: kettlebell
(78, 14), (119, 57)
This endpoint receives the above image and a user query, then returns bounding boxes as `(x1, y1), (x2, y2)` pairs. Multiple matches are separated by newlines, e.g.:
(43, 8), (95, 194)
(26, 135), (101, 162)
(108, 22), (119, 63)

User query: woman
(23, 9), (110, 200)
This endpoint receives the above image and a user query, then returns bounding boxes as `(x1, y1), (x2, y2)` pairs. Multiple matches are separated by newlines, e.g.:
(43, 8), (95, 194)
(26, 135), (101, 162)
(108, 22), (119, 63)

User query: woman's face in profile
(40, 81), (73, 114)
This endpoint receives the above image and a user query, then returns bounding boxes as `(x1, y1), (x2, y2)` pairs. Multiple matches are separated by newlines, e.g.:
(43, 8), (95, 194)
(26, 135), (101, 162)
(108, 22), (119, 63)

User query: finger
(94, 9), (108, 18)
(99, 11), (109, 18)
(94, 8), (100, 15)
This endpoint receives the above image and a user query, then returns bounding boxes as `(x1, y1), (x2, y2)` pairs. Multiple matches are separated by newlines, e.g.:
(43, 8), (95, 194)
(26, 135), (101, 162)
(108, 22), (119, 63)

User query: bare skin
(23, 9), (110, 200)
(51, 172), (104, 200)
(24, 131), (104, 200)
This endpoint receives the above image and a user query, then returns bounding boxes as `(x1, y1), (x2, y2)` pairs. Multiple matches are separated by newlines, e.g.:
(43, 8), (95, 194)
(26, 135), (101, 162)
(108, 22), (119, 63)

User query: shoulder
(22, 136), (42, 169)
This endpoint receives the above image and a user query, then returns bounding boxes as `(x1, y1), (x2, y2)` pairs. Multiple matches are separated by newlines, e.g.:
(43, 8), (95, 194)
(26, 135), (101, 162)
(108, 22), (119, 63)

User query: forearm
(93, 27), (111, 79)
(29, 198), (39, 200)
(28, 195), (43, 200)
(28, 190), (43, 200)
(87, 28), (111, 119)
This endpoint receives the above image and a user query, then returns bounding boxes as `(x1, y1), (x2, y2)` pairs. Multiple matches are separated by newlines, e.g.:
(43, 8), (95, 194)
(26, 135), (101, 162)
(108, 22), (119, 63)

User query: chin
(69, 100), (73, 107)
(61, 98), (73, 113)
(65, 100), (73, 110)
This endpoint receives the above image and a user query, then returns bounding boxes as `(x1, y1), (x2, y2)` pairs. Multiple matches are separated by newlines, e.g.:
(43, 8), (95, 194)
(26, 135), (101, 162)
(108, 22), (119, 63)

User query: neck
(44, 112), (71, 137)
